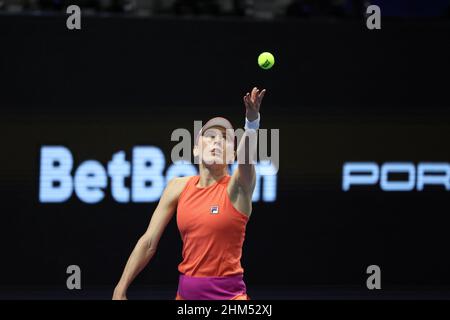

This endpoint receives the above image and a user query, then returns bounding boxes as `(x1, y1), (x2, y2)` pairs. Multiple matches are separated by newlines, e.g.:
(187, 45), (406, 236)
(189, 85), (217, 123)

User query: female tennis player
(113, 87), (266, 300)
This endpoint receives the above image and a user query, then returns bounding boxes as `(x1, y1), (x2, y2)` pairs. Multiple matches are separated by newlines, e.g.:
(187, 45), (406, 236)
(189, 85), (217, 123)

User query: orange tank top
(176, 175), (249, 277)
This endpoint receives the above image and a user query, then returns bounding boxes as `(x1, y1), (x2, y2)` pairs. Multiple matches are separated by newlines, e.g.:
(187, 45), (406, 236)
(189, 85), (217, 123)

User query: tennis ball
(258, 52), (275, 70)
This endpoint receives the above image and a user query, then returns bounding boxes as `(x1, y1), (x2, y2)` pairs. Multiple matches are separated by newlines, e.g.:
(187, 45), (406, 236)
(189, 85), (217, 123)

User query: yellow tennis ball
(258, 52), (275, 70)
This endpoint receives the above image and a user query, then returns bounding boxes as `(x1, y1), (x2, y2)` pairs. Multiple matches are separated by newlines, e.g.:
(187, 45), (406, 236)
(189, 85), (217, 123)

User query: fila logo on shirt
(210, 205), (219, 215)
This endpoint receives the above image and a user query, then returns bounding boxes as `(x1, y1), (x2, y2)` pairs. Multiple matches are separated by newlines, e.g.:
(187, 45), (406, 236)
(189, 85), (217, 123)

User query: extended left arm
(235, 87), (266, 194)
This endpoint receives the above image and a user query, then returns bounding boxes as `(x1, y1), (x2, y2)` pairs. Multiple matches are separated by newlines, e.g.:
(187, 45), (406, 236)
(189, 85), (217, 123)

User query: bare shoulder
(165, 176), (193, 198)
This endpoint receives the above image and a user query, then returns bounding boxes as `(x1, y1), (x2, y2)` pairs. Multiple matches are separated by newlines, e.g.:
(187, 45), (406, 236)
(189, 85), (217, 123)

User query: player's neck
(198, 165), (228, 188)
